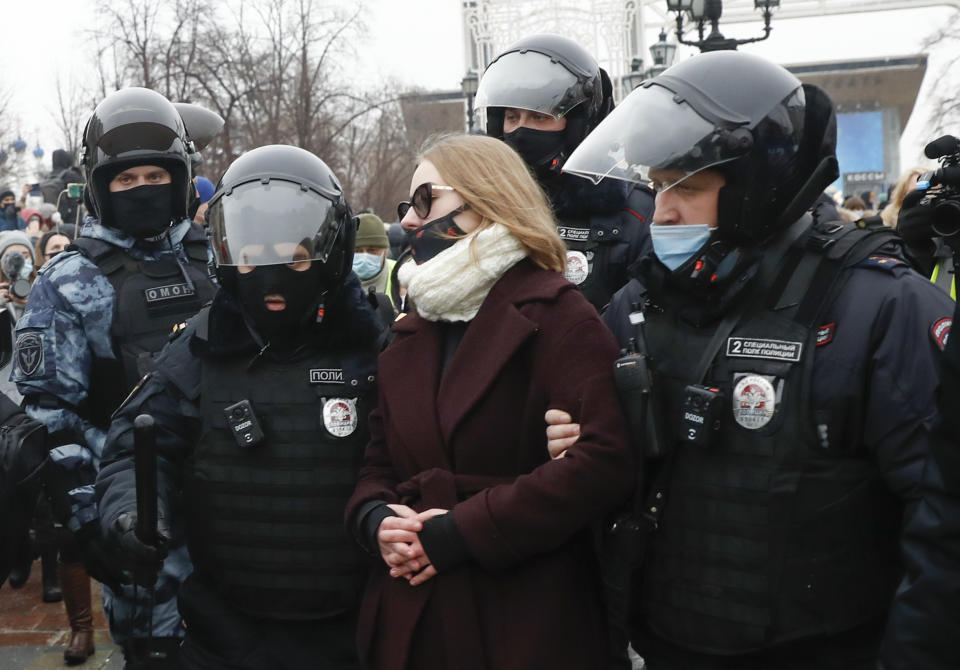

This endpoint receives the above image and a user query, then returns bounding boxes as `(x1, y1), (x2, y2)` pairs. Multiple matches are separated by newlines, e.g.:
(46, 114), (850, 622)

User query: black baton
(133, 414), (158, 546)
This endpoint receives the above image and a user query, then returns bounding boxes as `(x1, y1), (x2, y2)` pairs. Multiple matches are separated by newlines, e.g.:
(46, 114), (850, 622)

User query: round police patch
(564, 250), (589, 285)
(15, 333), (44, 377)
(322, 398), (358, 438)
(732, 375), (776, 430)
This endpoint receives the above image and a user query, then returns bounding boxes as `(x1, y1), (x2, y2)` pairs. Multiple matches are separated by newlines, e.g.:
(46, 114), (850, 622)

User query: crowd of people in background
(0, 31), (958, 670)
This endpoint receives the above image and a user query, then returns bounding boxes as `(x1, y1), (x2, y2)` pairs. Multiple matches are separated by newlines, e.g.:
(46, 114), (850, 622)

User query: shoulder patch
(932, 317), (952, 351)
(816, 323), (836, 347)
(855, 255), (907, 273)
(15, 332), (45, 377)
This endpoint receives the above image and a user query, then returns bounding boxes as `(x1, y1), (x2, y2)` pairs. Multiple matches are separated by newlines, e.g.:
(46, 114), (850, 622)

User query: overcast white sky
(0, 1), (955, 180)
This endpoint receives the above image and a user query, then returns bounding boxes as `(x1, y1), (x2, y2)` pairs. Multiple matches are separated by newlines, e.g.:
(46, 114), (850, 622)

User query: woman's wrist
(354, 500), (396, 556)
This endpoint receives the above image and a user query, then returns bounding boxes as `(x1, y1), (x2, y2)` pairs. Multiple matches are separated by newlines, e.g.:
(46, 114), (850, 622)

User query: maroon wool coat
(346, 259), (633, 670)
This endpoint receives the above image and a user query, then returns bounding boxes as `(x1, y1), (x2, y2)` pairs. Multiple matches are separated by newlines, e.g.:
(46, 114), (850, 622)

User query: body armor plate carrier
(75, 226), (215, 428)
(636, 220), (902, 654)
(186, 337), (377, 620)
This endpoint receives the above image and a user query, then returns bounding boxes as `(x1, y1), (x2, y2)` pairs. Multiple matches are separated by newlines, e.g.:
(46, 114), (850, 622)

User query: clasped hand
(377, 505), (447, 587)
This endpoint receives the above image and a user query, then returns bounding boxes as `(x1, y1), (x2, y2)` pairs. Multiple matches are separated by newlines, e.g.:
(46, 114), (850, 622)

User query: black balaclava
(234, 263), (325, 348)
(503, 127), (566, 179)
(110, 184), (175, 239)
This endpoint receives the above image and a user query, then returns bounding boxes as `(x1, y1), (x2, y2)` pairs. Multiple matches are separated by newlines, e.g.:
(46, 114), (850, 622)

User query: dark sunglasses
(397, 182), (458, 221)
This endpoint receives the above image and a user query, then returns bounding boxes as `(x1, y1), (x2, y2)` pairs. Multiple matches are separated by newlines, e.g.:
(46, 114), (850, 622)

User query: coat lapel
(378, 313), (451, 470)
(436, 266), (541, 445)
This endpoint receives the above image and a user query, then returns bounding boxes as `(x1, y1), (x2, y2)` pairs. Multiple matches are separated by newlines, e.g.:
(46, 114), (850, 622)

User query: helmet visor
(208, 178), (344, 267)
(475, 50), (588, 120)
(563, 84), (747, 191)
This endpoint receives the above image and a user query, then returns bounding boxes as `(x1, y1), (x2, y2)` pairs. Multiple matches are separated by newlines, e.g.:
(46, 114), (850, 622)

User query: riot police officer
(12, 87), (218, 665)
(96, 144), (382, 669)
(475, 34), (654, 310)
(551, 50), (958, 668)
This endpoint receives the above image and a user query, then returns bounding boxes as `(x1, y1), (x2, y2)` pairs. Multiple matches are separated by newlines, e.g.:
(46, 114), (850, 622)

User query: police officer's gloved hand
(109, 512), (170, 587)
(75, 520), (130, 593)
(0, 393), (50, 492)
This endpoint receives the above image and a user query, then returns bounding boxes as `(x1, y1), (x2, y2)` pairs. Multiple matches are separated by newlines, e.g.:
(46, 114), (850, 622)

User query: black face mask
(503, 127), (566, 177)
(2, 204), (16, 220)
(406, 207), (468, 265)
(235, 263), (323, 345)
(109, 184), (174, 239)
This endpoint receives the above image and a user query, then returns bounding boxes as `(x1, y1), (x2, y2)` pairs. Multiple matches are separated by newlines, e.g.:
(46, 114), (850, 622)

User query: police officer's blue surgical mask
(352, 252), (383, 280)
(650, 223), (713, 271)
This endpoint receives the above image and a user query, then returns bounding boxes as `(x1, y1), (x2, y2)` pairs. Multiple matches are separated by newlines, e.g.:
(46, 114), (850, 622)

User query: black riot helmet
(475, 34), (614, 175)
(206, 144), (355, 294)
(564, 51), (839, 245)
(81, 87), (194, 231)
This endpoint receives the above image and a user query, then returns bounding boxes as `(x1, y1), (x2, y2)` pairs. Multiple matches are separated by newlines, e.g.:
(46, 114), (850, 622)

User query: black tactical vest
(75, 227), (215, 428)
(636, 222), (902, 654)
(557, 188), (650, 310)
(184, 342), (377, 620)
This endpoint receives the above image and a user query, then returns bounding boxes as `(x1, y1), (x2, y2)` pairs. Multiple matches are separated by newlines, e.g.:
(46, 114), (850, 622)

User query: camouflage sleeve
(12, 252), (116, 462)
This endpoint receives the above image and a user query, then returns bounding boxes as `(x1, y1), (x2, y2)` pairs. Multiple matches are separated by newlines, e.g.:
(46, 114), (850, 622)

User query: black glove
(898, 189), (936, 246)
(0, 403), (49, 493)
(75, 521), (130, 592)
(109, 511), (170, 587)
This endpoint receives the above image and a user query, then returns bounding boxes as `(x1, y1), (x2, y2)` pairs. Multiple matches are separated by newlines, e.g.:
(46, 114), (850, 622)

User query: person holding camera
(0, 231), (36, 327)
(548, 50), (957, 669)
(96, 144), (384, 669)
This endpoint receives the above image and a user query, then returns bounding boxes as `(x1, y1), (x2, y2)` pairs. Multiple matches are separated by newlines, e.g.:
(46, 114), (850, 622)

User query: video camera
(917, 135), (960, 243)
(1, 251), (32, 300)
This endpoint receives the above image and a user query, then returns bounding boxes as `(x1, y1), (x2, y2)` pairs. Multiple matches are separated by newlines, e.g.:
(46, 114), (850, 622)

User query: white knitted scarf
(397, 223), (527, 322)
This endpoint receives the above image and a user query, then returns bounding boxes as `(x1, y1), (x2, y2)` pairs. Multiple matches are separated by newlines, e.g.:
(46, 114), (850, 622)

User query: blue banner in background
(834, 111), (884, 194)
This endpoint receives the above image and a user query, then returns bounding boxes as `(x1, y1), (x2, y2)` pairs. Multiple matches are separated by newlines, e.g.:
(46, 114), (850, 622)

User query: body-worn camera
(223, 399), (264, 448)
(613, 306), (669, 459)
(679, 384), (724, 448)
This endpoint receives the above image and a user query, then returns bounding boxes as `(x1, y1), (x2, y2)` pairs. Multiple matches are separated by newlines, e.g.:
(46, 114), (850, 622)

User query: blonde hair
(881, 167), (926, 228)
(418, 134), (567, 273)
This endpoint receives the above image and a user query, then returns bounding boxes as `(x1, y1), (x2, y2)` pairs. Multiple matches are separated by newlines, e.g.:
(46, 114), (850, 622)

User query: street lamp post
(648, 29), (678, 78)
(666, 0), (779, 52)
(460, 71), (479, 133)
(622, 30), (678, 95)
(621, 57), (646, 94)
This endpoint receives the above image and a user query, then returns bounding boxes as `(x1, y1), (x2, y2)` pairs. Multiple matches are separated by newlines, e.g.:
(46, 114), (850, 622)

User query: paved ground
(0, 558), (122, 669)
(2, 558), (645, 669)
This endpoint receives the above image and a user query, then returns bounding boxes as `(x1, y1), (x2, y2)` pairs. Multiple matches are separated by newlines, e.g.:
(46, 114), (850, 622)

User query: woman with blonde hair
(347, 133), (631, 670)
(882, 166), (926, 228)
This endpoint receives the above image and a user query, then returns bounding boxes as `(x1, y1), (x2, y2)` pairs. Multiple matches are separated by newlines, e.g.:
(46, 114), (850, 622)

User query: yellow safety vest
(931, 259), (957, 300)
